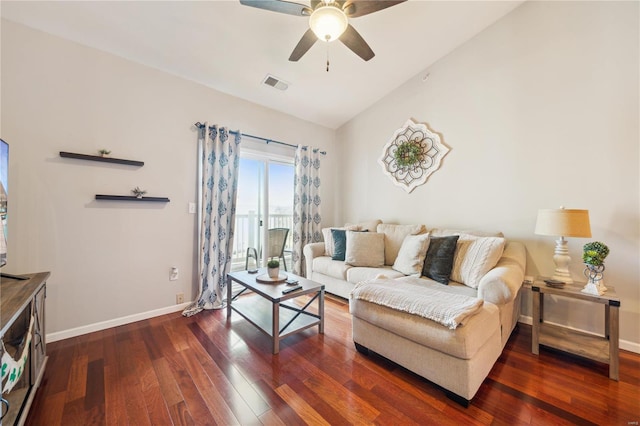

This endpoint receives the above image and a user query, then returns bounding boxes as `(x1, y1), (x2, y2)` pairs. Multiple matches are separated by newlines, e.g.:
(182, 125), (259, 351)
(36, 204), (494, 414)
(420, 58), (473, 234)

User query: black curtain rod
(194, 122), (326, 155)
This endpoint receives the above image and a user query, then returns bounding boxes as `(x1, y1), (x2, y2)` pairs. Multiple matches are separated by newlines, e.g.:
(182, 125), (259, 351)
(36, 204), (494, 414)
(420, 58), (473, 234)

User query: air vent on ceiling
(262, 74), (289, 91)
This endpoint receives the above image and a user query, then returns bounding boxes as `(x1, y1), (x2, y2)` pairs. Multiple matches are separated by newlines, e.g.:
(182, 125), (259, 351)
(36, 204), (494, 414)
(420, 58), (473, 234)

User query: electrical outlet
(176, 292), (184, 304)
(170, 267), (179, 281)
(188, 202), (196, 214)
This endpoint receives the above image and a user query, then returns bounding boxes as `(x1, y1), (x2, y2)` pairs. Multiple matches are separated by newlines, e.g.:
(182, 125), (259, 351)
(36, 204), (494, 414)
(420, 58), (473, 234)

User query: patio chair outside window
(245, 228), (290, 271)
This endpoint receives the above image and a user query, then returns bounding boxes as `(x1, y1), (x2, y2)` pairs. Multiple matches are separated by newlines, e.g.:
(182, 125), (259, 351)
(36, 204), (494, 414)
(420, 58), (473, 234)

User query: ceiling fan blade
(343, 0), (406, 18)
(239, 0), (312, 16)
(339, 24), (374, 61)
(289, 29), (318, 61)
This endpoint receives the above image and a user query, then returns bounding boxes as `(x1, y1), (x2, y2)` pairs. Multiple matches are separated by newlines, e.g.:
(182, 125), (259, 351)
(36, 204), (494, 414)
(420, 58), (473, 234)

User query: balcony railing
(231, 212), (293, 271)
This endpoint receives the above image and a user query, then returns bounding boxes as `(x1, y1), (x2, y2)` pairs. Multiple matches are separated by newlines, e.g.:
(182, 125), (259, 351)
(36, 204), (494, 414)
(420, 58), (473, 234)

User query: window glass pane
(268, 162), (294, 254)
(234, 158), (264, 271)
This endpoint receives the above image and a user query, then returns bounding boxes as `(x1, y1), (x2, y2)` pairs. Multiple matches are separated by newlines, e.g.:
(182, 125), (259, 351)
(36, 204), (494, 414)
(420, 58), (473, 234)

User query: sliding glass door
(231, 154), (294, 272)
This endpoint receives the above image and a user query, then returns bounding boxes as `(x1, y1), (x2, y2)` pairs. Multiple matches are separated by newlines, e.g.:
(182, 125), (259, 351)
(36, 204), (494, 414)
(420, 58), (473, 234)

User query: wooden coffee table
(226, 270), (324, 354)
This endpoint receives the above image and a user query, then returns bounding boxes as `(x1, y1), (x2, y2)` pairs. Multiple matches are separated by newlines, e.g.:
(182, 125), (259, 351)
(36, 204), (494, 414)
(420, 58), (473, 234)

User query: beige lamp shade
(535, 209), (592, 238)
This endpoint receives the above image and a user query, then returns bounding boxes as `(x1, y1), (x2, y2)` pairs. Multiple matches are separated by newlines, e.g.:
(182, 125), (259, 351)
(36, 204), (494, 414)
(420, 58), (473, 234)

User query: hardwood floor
(27, 294), (640, 425)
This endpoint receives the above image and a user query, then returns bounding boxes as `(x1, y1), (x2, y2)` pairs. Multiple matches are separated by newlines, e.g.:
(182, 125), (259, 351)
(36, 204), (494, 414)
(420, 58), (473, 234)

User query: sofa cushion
(349, 278), (500, 359)
(351, 278), (484, 329)
(439, 279), (479, 298)
(422, 235), (460, 285)
(345, 231), (385, 267)
(347, 267), (404, 284)
(430, 228), (504, 238)
(322, 225), (360, 257)
(345, 219), (382, 232)
(392, 233), (431, 276)
(451, 235), (506, 288)
(377, 223), (426, 266)
(312, 256), (352, 280)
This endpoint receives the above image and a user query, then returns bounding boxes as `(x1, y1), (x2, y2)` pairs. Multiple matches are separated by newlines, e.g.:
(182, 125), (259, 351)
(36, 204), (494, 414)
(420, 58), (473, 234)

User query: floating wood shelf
(60, 151), (144, 167)
(95, 195), (170, 202)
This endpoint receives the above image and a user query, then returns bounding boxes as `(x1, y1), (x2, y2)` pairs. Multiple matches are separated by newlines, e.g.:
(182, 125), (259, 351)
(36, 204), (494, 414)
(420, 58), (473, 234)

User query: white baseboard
(518, 315), (640, 354)
(47, 302), (192, 343)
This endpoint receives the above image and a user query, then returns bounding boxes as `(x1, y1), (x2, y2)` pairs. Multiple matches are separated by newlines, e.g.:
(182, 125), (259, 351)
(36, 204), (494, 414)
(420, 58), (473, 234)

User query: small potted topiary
(583, 241), (609, 268)
(267, 259), (280, 279)
(582, 241), (609, 295)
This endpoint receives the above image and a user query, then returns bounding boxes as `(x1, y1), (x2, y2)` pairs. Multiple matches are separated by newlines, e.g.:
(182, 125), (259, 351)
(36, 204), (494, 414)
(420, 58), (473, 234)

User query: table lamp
(534, 207), (592, 284)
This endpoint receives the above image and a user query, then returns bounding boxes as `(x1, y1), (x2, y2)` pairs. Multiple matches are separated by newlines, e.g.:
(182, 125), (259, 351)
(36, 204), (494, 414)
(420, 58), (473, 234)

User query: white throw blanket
(351, 278), (484, 329)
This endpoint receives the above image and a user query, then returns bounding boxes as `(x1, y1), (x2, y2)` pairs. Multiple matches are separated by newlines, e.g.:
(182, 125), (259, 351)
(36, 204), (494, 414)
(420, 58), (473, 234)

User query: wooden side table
(526, 279), (620, 380)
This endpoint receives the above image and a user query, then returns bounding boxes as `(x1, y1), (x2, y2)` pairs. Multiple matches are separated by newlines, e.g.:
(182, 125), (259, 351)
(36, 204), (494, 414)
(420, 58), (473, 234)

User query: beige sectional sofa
(303, 220), (526, 406)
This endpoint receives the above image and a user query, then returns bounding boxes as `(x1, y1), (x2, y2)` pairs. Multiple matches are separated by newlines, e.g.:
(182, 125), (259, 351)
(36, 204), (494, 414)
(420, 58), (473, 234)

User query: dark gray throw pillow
(422, 235), (460, 285)
(331, 229), (347, 261)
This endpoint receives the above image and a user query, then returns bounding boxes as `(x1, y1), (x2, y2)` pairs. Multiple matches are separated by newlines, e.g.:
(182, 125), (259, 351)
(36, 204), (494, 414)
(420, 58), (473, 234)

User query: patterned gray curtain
(292, 146), (322, 276)
(183, 124), (240, 316)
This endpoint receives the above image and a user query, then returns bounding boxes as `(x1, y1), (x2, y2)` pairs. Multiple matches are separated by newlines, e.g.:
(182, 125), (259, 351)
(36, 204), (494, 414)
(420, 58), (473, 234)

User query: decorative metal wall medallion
(378, 119), (450, 193)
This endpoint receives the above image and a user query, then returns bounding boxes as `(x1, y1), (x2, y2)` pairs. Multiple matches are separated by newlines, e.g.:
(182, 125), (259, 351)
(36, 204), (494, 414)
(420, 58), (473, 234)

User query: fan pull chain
(326, 44), (330, 72)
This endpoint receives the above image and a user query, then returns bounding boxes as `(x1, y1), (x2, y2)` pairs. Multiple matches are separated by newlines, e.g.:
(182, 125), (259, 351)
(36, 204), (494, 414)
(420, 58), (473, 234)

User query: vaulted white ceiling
(1, 1), (523, 129)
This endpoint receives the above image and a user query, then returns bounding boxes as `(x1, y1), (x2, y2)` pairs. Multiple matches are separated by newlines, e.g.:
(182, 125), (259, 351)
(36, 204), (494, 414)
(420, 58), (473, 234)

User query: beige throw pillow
(392, 233), (431, 276)
(376, 223), (426, 265)
(322, 225), (359, 256)
(450, 234), (506, 288)
(345, 231), (385, 267)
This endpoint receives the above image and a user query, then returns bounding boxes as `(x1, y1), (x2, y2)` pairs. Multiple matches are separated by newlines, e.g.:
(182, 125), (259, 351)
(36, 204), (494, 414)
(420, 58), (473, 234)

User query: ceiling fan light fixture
(309, 5), (348, 42)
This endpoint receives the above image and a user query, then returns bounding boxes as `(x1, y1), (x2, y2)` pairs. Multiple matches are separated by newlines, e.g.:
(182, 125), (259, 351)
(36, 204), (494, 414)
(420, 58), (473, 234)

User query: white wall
(336, 1), (639, 350)
(1, 20), (336, 336)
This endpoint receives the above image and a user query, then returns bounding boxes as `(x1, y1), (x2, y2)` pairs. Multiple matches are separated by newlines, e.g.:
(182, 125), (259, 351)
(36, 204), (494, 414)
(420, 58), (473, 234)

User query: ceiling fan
(239, 0), (406, 62)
